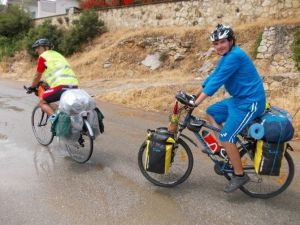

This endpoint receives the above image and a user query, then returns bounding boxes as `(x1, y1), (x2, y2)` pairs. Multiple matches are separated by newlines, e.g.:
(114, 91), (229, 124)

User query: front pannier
(254, 140), (286, 176)
(144, 128), (176, 174)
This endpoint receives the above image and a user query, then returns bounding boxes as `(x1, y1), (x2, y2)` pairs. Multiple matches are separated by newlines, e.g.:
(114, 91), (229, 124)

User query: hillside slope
(0, 20), (299, 136)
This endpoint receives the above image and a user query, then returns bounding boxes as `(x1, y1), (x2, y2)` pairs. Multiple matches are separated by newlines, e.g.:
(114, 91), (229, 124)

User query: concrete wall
(37, 0), (79, 18)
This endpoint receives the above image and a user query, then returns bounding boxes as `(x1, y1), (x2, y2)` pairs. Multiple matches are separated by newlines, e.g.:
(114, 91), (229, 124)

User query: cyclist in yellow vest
(29, 38), (79, 121)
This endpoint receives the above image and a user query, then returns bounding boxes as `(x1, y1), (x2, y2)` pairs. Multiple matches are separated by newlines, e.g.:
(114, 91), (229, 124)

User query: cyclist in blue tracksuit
(192, 24), (266, 193)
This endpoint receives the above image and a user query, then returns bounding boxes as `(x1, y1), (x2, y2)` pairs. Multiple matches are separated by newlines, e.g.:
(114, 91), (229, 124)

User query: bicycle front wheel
(31, 106), (54, 146)
(138, 138), (194, 187)
(65, 119), (93, 163)
(239, 148), (294, 199)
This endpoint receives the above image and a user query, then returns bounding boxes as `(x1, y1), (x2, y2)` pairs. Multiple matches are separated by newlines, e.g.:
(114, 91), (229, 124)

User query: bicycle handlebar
(23, 85), (37, 94)
(175, 90), (196, 108)
(24, 81), (49, 95)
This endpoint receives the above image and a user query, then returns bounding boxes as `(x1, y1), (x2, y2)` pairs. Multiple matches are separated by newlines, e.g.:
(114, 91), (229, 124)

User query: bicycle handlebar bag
(144, 128), (175, 174)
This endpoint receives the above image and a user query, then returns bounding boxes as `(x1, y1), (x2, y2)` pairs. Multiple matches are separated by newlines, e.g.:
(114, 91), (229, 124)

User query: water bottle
(202, 130), (221, 154)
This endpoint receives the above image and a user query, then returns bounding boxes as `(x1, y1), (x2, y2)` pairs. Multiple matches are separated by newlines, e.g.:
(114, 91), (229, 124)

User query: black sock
(234, 173), (244, 177)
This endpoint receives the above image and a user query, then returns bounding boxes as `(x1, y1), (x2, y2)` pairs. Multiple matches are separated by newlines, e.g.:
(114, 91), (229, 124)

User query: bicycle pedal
(214, 161), (232, 176)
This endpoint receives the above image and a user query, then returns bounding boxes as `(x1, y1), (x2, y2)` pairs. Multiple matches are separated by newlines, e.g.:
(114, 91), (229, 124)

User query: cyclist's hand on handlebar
(28, 86), (36, 94)
(24, 86), (36, 94)
(187, 94), (198, 108)
(187, 100), (196, 109)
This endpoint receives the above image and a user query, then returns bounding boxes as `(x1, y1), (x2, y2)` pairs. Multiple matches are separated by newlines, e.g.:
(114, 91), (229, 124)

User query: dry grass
(0, 19), (299, 136)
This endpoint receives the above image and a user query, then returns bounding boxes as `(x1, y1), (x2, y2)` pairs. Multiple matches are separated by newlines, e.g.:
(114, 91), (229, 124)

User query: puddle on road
(0, 100), (24, 112)
(99, 167), (189, 224)
(34, 148), (56, 176)
(0, 133), (8, 140)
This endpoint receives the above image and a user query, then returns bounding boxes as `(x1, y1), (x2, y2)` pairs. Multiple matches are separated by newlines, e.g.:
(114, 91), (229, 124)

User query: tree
(25, 20), (64, 58)
(0, 4), (33, 37)
(60, 10), (106, 55)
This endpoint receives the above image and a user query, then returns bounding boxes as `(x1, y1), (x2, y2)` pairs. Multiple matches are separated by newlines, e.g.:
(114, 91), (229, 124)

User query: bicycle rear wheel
(31, 106), (54, 146)
(238, 146), (294, 199)
(138, 138), (193, 187)
(65, 119), (93, 163)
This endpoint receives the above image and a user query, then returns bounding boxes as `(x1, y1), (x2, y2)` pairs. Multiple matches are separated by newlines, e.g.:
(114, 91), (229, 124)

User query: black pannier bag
(94, 107), (104, 133)
(254, 140), (286, 176)
(144, 128), (176, 174)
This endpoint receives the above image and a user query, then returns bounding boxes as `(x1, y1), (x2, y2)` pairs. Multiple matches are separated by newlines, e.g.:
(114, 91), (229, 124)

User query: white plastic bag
(59, 89), (96, 115)
(87, 110), (100, 137)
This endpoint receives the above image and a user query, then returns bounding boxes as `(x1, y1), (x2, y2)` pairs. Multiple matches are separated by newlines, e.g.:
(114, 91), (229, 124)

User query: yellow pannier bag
(254, 140), (286, 176)
(144, 128), (175, 174)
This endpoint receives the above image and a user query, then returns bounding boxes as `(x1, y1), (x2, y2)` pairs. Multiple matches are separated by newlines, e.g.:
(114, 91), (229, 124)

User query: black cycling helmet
(210, 24), (235, 42)
(32, 38), (53, 49)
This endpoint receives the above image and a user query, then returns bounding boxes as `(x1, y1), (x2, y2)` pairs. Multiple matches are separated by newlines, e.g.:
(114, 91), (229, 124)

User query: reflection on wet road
(1, 79), (300, 225)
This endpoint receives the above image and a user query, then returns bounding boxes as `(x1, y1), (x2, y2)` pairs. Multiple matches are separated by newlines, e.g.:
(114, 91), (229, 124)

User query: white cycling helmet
(210, 24), (235, 42)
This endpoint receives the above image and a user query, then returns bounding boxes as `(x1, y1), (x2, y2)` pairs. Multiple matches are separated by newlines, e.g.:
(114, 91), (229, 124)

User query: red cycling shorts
(42, 85), (78, 103)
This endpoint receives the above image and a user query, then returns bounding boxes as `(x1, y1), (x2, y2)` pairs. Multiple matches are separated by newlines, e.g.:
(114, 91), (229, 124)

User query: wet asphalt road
(0, 79), (300, 225)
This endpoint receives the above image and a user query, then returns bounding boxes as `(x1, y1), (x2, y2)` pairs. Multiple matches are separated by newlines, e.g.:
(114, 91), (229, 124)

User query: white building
(7, 0), (79, 18)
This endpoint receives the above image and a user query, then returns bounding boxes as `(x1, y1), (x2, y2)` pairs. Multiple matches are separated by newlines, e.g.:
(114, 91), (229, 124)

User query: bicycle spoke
(65, 127), (93, 164)
(138, 138), (193, 187)
(239, 151), (294, 198)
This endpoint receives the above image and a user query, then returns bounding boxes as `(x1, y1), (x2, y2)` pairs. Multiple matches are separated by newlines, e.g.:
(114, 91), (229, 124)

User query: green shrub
(250, 31), (263, 58)
(26, 10), (105, 57)
(0, 5), (32, 60)
(0, 32), (27, 58)
(1, 8), (105, 60)
(0, 5), (32, 37)
(60, 10), (105, 55)
(293, 29), (300, 71)
(25, 20), (65, 58)
(73, 10), (105, 40)
(0, 36), (11, 59)
(0, 4), (5, 12)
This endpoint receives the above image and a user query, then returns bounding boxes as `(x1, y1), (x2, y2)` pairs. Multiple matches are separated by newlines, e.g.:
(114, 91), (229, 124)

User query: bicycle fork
(83, 117), (95, 140)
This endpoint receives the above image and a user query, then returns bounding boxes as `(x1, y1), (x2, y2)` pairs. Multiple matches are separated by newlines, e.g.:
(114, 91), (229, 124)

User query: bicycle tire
(31, 105), (54, 146)
(65, 119), (94, 163)
(228, 148), (295, 199)
(138, 138), (194, 187)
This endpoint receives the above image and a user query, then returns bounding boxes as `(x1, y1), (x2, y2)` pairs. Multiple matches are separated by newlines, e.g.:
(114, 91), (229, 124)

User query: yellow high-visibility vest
(40, 50), (78, 87)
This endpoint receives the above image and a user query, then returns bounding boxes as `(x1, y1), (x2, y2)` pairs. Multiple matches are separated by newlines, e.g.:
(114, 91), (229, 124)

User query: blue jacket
(202, 46), (265, 104)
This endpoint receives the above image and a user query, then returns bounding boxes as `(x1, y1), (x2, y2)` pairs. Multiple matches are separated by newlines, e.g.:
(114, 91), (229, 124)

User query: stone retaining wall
(256, 25), (299, 74)
(35, 0), (300, 30)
